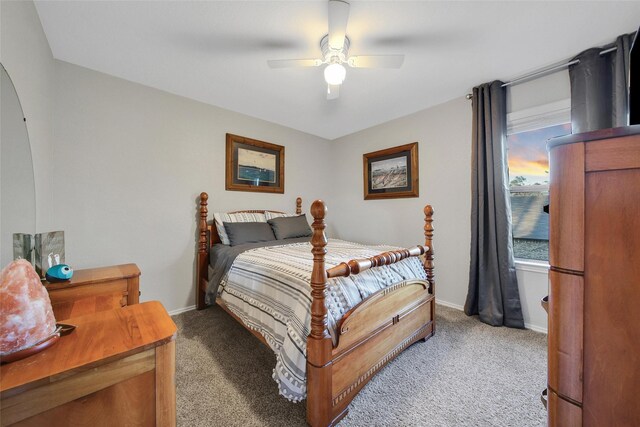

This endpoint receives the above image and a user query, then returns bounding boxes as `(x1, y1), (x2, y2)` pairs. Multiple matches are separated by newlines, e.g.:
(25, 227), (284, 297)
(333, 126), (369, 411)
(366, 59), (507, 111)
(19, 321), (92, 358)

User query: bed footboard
(307, 201), (435, 427)
(331, 279), (434, 417)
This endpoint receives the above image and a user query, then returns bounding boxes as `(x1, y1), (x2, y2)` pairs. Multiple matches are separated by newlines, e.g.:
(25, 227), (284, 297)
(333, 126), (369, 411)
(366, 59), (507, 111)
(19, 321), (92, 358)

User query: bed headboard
(199, 193), (303, 246)
(196, 192), (302, 309)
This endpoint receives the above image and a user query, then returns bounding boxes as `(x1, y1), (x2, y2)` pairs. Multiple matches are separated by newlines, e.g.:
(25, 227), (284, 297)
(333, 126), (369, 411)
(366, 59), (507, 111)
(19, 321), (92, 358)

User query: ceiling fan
(267, 0), (404, 100)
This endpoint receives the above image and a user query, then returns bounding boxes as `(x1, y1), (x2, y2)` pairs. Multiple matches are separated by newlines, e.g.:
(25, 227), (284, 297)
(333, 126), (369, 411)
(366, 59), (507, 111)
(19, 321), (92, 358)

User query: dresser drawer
(48, 280), (129, 320)
(548, 270), (583, 403)
(45, 264), (141, 321)
(549, 142), (585, 272)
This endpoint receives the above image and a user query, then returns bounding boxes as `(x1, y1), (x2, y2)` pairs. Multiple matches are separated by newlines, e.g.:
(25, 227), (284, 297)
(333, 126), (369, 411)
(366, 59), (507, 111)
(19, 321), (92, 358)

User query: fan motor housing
(320, 34), (350, 63)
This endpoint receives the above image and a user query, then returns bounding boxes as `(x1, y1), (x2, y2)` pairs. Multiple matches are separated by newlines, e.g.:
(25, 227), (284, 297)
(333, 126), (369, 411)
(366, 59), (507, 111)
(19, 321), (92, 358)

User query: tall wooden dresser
(546, 126), (640, 426)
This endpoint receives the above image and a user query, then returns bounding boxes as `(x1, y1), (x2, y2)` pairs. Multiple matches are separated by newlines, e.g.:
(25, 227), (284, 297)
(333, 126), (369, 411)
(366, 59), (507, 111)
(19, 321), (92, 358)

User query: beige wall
(52, 61), (333, 312)
(0, 0), (56, 232)
(330, 97), (474, 313)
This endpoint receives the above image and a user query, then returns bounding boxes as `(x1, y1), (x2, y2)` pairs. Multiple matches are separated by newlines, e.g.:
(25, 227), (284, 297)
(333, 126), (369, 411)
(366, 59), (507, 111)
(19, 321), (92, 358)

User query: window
(506, 123), (571, 262)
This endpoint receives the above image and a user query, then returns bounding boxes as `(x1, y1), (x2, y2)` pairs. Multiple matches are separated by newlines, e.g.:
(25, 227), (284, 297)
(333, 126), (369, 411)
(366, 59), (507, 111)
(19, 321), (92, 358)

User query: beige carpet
(173, 304), (547, 427)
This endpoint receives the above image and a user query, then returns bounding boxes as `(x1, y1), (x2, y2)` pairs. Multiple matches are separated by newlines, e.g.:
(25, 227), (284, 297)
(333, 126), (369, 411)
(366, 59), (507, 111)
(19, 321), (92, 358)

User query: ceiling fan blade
(347, 55), (405, 68)
(267, 59), (323, 69)
(327, 84), (340, 100)
(328, 0), (350, 50)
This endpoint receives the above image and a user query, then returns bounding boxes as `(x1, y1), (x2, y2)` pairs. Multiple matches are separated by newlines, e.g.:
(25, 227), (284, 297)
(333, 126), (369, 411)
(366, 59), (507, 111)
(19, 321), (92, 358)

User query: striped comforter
(218, 239), (427, 402)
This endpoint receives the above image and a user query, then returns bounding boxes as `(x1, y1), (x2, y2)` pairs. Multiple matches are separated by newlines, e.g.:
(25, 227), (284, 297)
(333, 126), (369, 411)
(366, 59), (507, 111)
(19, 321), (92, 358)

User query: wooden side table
(0, 301), (177, 426)
(44, 264), (141, 320)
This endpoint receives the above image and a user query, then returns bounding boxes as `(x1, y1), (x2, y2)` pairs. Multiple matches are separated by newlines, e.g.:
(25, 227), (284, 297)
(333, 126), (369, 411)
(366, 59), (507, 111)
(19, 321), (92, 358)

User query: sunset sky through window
(507, 123), (572, 186)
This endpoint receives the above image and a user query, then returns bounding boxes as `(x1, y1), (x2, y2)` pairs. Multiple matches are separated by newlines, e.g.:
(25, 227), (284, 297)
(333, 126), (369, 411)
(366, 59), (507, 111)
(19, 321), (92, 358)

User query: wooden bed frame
(196, 193), (435, 427)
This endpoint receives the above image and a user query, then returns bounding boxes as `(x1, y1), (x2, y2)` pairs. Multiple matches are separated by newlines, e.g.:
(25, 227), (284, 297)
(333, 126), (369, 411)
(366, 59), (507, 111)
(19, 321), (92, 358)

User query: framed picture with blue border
(225, 133), (285, 193)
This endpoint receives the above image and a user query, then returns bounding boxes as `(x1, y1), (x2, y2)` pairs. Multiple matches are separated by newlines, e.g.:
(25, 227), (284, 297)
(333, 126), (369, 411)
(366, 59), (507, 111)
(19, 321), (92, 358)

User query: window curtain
(570, 32), (635, 133)
(465, 81), (524, 328)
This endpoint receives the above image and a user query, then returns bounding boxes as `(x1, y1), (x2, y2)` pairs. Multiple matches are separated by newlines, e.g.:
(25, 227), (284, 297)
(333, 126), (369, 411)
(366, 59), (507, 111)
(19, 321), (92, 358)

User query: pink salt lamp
(1, 259), (58, 362)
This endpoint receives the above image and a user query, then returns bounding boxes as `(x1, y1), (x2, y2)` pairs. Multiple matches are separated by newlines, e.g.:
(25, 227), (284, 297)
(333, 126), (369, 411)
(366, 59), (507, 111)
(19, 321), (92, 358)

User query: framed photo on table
(363, 142), (419, 200)
(225, 133), (285, 193)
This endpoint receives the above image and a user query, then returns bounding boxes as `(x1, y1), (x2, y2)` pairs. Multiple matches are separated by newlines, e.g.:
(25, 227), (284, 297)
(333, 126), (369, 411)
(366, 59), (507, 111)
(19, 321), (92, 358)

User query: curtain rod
(465, 46), (618, 99)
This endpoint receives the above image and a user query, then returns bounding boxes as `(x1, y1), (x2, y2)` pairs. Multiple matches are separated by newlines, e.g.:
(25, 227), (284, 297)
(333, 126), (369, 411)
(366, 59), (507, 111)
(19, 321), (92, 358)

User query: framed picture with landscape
(225, 133), (284, 193)
(363, 142), (419, 200)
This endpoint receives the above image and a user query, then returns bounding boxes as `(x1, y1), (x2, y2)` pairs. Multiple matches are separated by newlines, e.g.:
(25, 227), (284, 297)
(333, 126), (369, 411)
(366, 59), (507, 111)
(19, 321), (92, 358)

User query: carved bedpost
(423, 204), (435, 290)
(197, 192), (209, 310)
(307, 200), (333, 427)
(309, 200), (329, 341)
(423, 204), (435, 334)
(296, 197), (302, 215)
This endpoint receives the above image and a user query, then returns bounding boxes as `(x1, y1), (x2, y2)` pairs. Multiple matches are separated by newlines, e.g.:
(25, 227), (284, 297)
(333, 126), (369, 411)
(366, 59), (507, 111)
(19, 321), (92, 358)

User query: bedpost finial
(311, 200), (327, 220)
(424, 204), (434, 240)
(200, 192), (208, 202)
(296, 197), (302, 215)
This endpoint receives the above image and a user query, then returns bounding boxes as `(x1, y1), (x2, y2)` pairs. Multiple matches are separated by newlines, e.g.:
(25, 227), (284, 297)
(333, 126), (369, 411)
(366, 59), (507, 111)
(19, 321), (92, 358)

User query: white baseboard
(169, 305), (196, 316)
(436, 299), (547, 334)
(435, 299), (465, 311)
(524, 323), (547, 334)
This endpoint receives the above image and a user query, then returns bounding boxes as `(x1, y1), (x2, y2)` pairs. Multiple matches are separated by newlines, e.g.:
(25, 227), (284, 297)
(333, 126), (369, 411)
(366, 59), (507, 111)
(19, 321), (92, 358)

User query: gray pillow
(268, 215), (312, 240)
(223, 221), (276, 246)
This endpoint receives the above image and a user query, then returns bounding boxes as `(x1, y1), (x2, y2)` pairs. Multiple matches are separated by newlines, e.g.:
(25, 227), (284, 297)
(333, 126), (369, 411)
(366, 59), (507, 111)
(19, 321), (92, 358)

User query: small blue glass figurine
(45, 264), (73, 282)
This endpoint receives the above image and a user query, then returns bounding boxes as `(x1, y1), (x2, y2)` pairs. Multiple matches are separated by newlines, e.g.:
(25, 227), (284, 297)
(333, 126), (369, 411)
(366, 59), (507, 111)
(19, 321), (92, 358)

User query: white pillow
(213, 212), (267, 245)
(265, 211), (298, 220)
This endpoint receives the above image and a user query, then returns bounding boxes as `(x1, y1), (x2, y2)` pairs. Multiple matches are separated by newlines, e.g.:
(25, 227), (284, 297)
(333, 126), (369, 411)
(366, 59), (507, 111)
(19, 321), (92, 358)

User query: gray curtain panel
(570, 32), (635, 133)
(465, 81), (524, 328)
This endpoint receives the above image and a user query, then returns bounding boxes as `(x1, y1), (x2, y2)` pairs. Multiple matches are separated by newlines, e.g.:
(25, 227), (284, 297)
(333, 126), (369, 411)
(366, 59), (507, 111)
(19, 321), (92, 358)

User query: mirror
(1, 63), (36, 267)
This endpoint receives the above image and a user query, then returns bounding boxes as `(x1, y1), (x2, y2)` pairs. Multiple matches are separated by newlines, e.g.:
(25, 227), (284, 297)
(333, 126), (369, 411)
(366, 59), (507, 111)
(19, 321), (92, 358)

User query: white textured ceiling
(35, 1), (640, 140)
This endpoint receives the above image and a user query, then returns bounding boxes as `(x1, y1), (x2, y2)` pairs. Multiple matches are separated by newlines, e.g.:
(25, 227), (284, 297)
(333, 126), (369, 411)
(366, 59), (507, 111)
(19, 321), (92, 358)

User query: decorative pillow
(223, 222), (276, 246)
(214, 212), (266, 245)
(268, 215), (313, 240)
(265, 211), (298, 220)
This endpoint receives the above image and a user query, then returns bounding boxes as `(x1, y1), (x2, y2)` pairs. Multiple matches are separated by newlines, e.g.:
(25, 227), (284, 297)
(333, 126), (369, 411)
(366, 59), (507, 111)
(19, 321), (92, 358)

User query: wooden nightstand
(0, 301), (177, 427)
(44, 264), (141, 321)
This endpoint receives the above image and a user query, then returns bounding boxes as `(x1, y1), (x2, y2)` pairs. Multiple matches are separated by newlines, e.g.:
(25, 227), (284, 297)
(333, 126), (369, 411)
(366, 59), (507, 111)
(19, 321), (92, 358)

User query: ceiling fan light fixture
(266, 1), (404, 99)
(324, 63), (346, 85)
